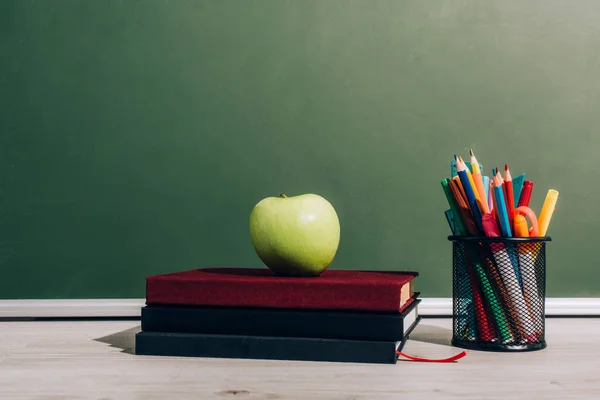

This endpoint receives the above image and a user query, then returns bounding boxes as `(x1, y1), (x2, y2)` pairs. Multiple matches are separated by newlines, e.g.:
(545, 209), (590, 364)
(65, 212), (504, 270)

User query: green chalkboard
(0, 0), (596, 299)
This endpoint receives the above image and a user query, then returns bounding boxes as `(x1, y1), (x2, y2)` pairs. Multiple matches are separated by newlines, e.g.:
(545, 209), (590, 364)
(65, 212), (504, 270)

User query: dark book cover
(146, 267), (418, 312)
(134, 332), (410, 364)
(140, 298), (420, 342)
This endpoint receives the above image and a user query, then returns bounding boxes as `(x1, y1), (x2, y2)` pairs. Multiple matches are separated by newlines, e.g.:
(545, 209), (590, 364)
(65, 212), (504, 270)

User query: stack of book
(135, 268), (421, 364)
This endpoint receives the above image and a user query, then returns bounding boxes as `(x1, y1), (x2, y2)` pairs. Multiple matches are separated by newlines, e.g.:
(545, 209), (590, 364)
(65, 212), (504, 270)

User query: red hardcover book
(146, 268), (418, 312)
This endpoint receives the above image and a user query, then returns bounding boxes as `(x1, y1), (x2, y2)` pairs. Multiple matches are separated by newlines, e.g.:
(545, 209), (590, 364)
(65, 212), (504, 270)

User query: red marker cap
(518, 181), (534, 208)
(482, 213), (501, 237)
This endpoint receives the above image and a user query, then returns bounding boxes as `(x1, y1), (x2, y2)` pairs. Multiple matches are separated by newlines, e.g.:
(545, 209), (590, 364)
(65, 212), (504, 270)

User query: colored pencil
(469, 150), (489, 213)
(465, 257), (497, 342)
(441, 178), (467, 236)
(449, 179), (479, 236)
(496, 167), (504, 185)
(487, 180), (494, 214)
(452, 176), (468, 206)
(504, 164), (516, 230)
(493, 174), (512, 237)
(472, 260), (512, 343)
(459, 156), (481, 202)
(442, 150), (559, 346)
(456, 156), (484, 234)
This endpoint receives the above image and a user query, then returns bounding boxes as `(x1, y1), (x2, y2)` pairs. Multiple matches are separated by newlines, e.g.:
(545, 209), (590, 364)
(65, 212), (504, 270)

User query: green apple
(249, 193), (340, 277)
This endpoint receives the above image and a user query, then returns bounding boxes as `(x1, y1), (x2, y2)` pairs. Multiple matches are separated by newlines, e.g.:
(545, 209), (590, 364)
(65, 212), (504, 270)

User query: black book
(135, 331), (407, 364)
(140, 299), (421, 342)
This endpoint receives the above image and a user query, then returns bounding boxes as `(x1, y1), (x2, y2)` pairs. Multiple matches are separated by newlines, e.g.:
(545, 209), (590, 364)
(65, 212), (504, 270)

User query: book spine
(146, 279), (404, 311)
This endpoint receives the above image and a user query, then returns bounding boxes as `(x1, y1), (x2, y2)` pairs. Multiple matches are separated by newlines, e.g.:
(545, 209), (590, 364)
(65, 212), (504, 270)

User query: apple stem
(280, 193), (287, 198)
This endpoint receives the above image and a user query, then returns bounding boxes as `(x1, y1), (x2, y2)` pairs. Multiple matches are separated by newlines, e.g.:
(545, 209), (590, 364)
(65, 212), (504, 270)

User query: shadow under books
(407, 321), (452, 347)
(94, 325), (140, 355)
(92, 321), (453, 356)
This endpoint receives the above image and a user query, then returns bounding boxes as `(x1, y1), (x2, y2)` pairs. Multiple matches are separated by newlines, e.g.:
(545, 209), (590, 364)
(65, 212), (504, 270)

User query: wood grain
(1, 318), (599, 399)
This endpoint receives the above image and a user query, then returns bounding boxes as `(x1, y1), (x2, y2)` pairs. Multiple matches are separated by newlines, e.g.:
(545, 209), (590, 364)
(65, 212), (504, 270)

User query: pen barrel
(449, 236), (550, 352)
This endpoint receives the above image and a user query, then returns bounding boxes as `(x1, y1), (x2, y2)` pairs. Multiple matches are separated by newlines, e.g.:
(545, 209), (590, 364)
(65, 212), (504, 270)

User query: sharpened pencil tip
(505, 164), (508, 171)
(469, 149), (474, 156)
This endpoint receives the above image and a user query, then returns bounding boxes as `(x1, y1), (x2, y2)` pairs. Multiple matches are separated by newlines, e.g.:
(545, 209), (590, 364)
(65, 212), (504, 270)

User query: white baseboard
(419, 298), (600, 316)
(0, 299), (145, 318)
(1, 298), (600, 318)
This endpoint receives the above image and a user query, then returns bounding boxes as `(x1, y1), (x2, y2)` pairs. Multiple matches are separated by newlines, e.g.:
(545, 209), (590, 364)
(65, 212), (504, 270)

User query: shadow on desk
(406, 321), (453, 347)
(94, 325), (140, 354)
(92, 319), (453, 355)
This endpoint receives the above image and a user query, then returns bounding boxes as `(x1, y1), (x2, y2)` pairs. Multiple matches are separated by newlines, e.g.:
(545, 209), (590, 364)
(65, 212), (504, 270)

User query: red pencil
(504, 164), (515, 229)
(518, 180), (534, 207)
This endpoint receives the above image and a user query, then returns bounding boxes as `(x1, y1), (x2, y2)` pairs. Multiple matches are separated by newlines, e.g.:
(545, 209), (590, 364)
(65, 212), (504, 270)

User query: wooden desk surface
(1, 318), (599, 399)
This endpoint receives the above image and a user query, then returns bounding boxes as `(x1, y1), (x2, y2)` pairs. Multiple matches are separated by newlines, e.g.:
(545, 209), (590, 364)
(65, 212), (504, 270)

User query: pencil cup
(448, 236), (551, 352)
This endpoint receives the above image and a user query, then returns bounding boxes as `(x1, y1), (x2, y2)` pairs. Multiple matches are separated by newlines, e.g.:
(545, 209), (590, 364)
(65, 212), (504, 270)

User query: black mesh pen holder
(448, 235), (551, 352)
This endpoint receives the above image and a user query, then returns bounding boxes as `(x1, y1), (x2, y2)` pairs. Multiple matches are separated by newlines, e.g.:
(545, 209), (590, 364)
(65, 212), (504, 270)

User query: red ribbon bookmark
(396, 350), (468, 363)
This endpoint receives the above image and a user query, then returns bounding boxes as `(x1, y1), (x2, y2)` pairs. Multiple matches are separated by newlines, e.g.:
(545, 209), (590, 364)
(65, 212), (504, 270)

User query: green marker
(473, 262), (513, 342)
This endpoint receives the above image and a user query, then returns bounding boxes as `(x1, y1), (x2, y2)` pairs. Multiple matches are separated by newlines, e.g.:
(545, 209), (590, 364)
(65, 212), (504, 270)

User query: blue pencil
(493, 183), (512, 237)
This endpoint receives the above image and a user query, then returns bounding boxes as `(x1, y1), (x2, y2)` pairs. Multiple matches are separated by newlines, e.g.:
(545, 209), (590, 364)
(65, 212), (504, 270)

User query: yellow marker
(538, 189), (559, 236)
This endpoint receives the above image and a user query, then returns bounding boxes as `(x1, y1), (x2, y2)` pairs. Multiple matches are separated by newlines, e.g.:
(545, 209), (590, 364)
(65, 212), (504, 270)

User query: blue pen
(493, 184), (512, 237)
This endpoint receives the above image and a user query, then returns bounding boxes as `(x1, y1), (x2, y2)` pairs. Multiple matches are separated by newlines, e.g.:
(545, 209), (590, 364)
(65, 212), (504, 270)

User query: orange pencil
(452, 176), (468, 205)
(504, 164), (516, 229)
(469, 150), (489, 214)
